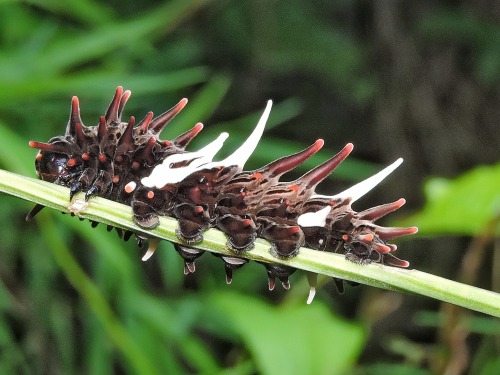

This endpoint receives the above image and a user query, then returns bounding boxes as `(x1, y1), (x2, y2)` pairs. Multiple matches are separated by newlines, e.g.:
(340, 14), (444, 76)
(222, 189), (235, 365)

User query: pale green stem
(1, 169), (499, 317)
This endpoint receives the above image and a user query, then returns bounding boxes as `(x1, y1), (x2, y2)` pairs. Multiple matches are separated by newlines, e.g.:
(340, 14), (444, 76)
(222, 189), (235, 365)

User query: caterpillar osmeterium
(28, 87), (418, 302)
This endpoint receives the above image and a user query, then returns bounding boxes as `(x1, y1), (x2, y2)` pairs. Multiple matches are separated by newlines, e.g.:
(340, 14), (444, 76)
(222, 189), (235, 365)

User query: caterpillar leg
(259, 219), (305, 259)
(132, 203), (160, 229)
(174, 244), (205, 274)
(216, 214), (257, 253)
(132, 187), (174, 229)
(84, 170), (112, 201)
(69, 167), (98, 200)
(173, 203), (211, 244)
(213, 254), (249, 284)
(261, 263), (296, 290)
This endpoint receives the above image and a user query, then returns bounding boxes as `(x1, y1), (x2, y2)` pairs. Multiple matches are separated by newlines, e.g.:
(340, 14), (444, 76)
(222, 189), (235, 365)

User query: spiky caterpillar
(28, 87), (417, 301)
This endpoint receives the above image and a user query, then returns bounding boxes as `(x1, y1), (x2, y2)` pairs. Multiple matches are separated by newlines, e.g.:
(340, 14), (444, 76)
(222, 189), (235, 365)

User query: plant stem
(1, 168), (499, 317)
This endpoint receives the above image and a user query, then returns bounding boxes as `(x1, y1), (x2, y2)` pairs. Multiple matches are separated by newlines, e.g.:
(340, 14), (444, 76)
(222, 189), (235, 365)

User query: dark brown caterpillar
(28, 87), (418, 302)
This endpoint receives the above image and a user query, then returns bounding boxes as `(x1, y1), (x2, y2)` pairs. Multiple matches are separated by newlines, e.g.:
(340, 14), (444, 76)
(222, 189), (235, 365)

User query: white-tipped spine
(313, 158), (404, 203)
(218, 100), (272, 169)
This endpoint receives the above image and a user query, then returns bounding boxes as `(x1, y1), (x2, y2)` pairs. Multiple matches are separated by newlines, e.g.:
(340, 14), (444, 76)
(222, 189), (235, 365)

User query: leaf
(24, 0), (113, 26)
(206, 291), (365, 375)
(0, 120), (33, 175)
(402, 164), (500, 235)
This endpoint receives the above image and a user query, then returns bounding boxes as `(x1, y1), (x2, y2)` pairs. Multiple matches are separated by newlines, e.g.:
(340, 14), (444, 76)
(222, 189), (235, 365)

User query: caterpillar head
(33, 143), (73, 183)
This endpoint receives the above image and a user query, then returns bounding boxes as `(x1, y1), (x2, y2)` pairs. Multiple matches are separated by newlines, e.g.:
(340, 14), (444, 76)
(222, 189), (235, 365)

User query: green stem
(1, 169), (499, 317)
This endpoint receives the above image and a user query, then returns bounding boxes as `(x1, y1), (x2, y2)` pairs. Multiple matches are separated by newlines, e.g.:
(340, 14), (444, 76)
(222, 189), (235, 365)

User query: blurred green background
(0, 1), (499, 374)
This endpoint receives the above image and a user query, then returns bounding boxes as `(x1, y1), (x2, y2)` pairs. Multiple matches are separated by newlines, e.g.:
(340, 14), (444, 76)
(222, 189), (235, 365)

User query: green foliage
(403, 164), (500, 235)
(202, 292), (365, 375)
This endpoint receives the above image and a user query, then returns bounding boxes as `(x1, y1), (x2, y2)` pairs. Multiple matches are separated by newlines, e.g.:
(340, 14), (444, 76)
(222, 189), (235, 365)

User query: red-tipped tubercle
(266, 139), (324, 178)
(376, 226), (419, 241)
(301, 143), (354, 189)
(387, 244), (398, 252)
(358, 233), (374, 242)
(105, 86), (124, 124)
(29, 141), (70, 154)
(69, 96), (82, 130)
(373, 243), (391, 254)
(387, 257), (410, 268)
(173, 122), (204, 149)
(149, 98), (188, 134)
(242, 219), (253, 227)
(118, 90), (132, 119)
(358, 198), (406, 221)
(29, 141), (44, 149)
(137, 112), (154, 134)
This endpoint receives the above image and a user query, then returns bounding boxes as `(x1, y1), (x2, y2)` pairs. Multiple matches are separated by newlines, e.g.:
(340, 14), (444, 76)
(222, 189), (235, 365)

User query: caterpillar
(28, 87), (418, 302)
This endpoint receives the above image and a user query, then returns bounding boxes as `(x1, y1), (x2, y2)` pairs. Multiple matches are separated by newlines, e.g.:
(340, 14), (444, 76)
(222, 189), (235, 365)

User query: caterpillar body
(28, 87), (418, 302)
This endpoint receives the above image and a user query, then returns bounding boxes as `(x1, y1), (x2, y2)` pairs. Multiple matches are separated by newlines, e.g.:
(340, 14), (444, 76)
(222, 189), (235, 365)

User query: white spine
(297, 206), (331, 228)
(141, 132), (229, 188)
(312, 158), (404, 203)
(217, 100), (272, 169)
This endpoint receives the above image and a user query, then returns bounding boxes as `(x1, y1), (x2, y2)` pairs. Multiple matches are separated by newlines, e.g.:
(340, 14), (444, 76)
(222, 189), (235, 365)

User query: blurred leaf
(6, 68), (209, 101)
(0, 318), (31, 374)
(65, 216), (137, 282)
(37, 0), (206, 73)
(204, 291), (365, 375)
(402, 164), (500, 235)
(481, 357), (500, 375)
(0, 281), (10, 311)
(50, 301), (76, 374)
(24, 0), (113, 25)
(0, 120), (33, 174)
(122, 292), (208, 373)
(0, 0), (210, 101)
(167, 74), (232, 136)
(85, 314), (113, 375)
